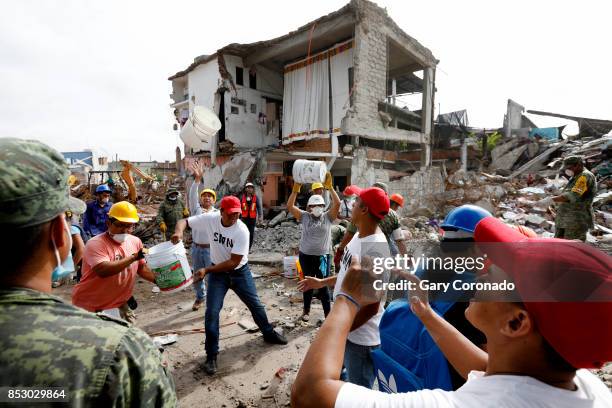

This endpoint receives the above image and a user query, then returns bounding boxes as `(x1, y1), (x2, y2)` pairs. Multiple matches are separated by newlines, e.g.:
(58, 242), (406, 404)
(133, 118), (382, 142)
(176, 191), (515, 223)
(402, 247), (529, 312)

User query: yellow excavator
(120, 160), (154, 203)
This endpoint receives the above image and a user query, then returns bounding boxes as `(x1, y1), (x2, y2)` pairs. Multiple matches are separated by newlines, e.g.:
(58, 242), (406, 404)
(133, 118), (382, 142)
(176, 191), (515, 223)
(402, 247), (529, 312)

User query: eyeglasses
(112, 221), (136, 231)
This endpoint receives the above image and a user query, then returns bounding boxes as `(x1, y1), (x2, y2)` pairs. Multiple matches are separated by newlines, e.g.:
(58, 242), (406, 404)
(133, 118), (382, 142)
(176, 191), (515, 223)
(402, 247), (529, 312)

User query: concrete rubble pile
(477, 131), (611, 244)
(252, 211), (302, 254)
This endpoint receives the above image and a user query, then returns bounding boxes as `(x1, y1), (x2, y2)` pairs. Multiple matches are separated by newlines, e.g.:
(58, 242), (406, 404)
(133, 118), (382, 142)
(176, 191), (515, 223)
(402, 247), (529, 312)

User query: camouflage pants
(555, 226), (588, 242)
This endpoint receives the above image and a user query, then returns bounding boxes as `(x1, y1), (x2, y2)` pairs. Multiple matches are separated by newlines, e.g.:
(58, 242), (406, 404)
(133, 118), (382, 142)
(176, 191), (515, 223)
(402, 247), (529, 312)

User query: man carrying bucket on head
(172, 195), (288, 376)
(188, 161), (219, 311)
(72, 201), (157, 323)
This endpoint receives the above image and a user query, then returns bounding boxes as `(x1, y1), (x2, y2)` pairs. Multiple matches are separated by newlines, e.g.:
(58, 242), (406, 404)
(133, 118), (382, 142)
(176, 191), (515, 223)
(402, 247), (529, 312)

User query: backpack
(372, 299), (454, 393)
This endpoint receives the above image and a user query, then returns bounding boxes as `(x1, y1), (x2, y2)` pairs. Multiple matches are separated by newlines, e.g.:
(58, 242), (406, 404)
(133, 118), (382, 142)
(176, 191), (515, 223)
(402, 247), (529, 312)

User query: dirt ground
(54, 264), (319, 408)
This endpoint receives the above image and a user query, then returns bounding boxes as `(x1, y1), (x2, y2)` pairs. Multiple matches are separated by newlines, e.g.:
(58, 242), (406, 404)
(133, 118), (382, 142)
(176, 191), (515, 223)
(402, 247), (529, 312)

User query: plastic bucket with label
(145, 241), (193, 293)
(292, 160), (327, 184)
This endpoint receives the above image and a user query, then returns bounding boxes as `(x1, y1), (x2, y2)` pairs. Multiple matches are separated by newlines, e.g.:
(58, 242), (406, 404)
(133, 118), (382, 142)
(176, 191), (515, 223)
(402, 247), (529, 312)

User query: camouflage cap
(563, 155), (584, 167)
(0, 138), (69, 227)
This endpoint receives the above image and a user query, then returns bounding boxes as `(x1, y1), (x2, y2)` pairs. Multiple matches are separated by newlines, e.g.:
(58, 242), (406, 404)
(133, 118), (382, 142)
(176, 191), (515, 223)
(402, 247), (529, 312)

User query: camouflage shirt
(156, 198), (186, 232)
(347, 209), (401, 238)
(0, 288), (176, 407)
(556, 169), (597, 229)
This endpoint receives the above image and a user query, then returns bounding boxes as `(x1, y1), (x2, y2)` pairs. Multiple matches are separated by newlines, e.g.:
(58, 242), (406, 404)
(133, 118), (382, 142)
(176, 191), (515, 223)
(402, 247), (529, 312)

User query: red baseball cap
(343, 185), (359, 196)
(352, 186), (389, 220)
(474, 217), (612, 368)
(220, 196), (242, 214)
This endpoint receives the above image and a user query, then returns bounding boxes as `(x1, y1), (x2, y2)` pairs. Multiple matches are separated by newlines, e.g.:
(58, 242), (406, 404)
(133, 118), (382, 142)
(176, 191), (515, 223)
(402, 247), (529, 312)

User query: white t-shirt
(188, 181), (219, 244)
(335, 369), (612, 408)
(187, 212), (249, 269)
(334, 230), (390, 346)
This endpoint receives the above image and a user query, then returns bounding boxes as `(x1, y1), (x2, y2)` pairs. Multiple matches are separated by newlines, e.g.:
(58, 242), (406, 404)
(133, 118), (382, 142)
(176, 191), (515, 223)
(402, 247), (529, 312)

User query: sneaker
(263, 329), (288, 345)
(192, 299), (204, 311)
(203, 356), (217, 375)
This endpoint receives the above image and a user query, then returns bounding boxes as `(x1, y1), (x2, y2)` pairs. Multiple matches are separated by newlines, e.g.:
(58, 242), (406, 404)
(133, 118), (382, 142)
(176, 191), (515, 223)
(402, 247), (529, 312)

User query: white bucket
(145, 241), (193, 293)
(179, 105), (222, 151)
(292, 160), (327, 184)
(283, 256), (299, 278)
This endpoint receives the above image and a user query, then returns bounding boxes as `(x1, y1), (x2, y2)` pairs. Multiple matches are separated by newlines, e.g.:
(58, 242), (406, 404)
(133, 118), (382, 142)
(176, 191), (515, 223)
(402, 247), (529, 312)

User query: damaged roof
(168, 0), (437, 80)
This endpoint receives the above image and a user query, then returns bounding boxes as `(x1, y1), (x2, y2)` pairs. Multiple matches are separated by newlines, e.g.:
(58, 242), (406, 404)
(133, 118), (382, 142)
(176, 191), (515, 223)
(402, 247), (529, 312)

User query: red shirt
(72, 232), (144, 311)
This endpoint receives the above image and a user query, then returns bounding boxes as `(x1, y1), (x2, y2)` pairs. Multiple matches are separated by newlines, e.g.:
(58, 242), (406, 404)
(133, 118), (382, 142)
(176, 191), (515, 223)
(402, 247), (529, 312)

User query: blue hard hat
(95, 184), (112, 194)
(441, 204), (492, 233)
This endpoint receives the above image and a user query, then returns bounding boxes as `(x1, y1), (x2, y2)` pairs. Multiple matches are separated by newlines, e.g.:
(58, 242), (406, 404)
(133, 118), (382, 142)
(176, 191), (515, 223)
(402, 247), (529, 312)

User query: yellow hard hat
(311, 182), (324, 191)
(200, 188), (217, 202)
(108, 201), (139, 223)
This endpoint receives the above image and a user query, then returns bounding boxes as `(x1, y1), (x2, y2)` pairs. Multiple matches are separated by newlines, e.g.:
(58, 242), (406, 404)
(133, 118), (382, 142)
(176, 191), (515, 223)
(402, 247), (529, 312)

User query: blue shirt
(82, 200), (112, 236)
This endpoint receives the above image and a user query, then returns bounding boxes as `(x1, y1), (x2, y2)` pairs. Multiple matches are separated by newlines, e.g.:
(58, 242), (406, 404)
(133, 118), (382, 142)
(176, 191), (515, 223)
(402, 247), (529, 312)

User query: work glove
(535, 197), (554, 208)
(323, 172), (333, 190)
(334, 246), (345, 270)
(159, 222), (167, 235)
(183, 208), (189, 217)
(133, 248), (147, 261)
(292, 182), (302, 194)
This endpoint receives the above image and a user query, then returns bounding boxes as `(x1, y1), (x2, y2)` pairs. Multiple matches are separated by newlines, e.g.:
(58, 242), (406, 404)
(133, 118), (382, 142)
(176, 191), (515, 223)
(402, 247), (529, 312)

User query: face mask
(311, 207), (324, 217)
(169, 196), (177, 201)
(564, 169), (574, 178)
(101, 197), (110, 204)
(109, 232), (128, 243)
(51, 219), (73, 282)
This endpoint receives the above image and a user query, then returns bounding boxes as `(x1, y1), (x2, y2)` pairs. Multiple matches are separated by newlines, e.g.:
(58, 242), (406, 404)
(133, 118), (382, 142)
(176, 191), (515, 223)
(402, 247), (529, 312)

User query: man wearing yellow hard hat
(72, 201), (157, 322)
(188, 161), (219, 311)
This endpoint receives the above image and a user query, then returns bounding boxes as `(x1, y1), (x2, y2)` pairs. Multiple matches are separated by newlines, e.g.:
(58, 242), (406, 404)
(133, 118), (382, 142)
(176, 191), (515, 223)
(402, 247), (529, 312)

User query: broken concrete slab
(269, 210), (287, 227)
(249, 252), (284, 266)
(525, 214), (547, 227)
(491, 139), (518, 163)
(491, 145), (528, 172)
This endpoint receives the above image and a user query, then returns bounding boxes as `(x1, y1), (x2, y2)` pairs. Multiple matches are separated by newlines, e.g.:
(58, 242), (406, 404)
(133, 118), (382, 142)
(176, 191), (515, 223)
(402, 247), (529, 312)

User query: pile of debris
(482, 132), (611, 245)
(253, 211), (301, 254)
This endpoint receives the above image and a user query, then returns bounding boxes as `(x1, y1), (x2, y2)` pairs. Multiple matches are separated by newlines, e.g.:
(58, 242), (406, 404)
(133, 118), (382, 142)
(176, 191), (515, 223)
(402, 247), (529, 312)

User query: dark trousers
(243, 217), (256, 249)
(205, 263), (274, 357)
(299, 252), (331, 316)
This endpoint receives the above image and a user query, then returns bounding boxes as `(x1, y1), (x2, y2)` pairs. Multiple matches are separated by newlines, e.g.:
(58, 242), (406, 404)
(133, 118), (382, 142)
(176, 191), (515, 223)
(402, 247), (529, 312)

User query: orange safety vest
(241, 194), (257, 219)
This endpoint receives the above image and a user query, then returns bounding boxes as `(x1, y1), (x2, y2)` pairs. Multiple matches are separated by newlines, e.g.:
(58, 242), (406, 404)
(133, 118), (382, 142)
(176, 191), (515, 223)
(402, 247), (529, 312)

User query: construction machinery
(120, 160), (154, 203)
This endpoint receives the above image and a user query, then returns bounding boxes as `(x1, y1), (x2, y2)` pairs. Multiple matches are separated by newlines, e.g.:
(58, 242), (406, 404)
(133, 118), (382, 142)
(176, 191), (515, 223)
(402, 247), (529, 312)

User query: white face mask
(109, 232), (128, 243)
(564, 169), (574, 178)
(101, 197), (110, 204)
(311, 207), (324, 217)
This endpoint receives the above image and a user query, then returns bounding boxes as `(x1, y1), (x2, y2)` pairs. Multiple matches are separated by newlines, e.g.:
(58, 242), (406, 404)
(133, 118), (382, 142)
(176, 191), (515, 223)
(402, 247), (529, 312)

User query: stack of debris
(482, 132), (612, 245)
(252, 212), (301, 254)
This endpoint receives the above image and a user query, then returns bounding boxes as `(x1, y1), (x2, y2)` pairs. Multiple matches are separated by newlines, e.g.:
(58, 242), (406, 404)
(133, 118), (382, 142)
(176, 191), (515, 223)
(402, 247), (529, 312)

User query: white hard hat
(307, 195), (325, 207)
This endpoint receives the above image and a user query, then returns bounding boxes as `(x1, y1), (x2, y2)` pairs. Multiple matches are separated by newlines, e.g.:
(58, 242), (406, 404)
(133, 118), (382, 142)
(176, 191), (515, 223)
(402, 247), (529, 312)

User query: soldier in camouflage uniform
(334, 182), (408, 269)
(0, 138), (176, 407)
(536, 155), (597, 241)
(156, 188), (188, 240)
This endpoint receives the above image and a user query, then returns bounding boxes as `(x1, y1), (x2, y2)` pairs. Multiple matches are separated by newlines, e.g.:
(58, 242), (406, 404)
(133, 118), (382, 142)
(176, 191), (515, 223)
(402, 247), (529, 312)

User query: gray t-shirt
(299, 211), (333, 256)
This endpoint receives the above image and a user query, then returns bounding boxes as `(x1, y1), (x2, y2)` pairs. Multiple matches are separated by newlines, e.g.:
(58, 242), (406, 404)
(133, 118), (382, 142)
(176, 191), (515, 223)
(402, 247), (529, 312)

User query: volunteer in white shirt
(188, 161), (219, 311)
(172, 195), (287, 376)
(291, 217), (612, 408)
(298, 186), (391, 388)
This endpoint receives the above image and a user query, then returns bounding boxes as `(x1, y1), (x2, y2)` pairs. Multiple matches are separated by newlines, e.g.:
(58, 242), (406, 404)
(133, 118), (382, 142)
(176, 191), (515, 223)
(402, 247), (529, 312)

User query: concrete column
(461, 138), (468, 172)
(420, 67), (435, 170)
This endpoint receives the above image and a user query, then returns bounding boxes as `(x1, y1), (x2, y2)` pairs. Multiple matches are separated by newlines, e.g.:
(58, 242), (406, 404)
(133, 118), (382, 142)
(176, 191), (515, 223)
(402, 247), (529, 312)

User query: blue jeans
(344, 340), (379, 388)
(192, 245), (211, 301)
(205, 263), (274, 357)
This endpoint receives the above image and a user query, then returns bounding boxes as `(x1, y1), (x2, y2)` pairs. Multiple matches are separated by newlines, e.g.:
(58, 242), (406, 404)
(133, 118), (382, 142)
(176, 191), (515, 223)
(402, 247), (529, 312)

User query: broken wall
(222, 55), (283, 149)
(342, 0), (434, 145)
(350, 147), (445, 214)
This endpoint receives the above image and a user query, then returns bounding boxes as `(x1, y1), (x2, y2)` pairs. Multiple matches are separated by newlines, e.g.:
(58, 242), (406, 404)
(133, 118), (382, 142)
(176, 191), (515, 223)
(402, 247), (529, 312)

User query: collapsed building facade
(168, 0), (444, 214)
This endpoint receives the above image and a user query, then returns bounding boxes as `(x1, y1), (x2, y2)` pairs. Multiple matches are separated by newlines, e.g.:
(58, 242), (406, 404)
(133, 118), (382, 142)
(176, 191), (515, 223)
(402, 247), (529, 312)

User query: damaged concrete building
(168, 0), (442, 214)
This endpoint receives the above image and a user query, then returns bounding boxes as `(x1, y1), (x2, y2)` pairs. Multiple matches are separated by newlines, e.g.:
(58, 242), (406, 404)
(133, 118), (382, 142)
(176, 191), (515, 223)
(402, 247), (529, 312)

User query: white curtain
(329, 43), (354, 137)
(282, 56), (329, 144)
(282, 40), (353, 145)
